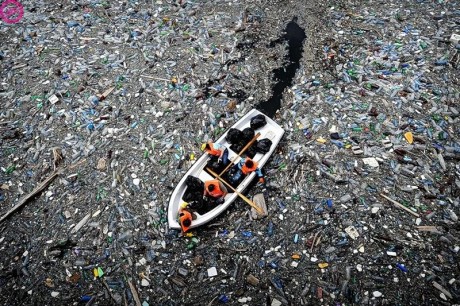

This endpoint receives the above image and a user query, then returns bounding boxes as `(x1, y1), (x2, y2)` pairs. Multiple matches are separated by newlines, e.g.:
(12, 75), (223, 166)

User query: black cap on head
(245, 160), (254, 168)
(208, 184), (215, 191)
(183, 219), (191, 227)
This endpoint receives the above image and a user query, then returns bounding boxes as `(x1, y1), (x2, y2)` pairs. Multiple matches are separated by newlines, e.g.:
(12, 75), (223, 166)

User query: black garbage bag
(225, 128), (243, 144)
(206, 156), (225, 173)
(183, 191), (202, 204)
(187, 195), (204, 212)
(196, 197), (216, 215)
(246, 144), (258, 159)
(256, 138), (272, 154)
(185, 175), (204, 192)
(241, 127), (255, 143)
(250, 114), (267, 130)
(184, 175), (205, 211)
(230, 140), (245, 153)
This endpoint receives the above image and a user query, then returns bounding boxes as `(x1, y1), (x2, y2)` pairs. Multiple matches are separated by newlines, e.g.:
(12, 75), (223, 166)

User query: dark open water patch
(200, 18), (305, 118)
(256, 17), (306, 118)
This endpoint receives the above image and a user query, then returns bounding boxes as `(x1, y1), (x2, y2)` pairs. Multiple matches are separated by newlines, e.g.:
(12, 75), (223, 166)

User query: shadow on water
(256, 17), (306, 118)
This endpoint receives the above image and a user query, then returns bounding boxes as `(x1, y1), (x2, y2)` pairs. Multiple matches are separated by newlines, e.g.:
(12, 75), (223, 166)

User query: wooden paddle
(219, 132), (261, 176)
(206, 168), (264, 215)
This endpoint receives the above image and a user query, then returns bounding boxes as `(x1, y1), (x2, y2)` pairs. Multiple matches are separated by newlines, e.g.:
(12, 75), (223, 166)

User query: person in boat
(228, 157), (265, 186)
(201, 140), (229, 166)
(179, 202), (193, 232)
(203, 179), (228, 204)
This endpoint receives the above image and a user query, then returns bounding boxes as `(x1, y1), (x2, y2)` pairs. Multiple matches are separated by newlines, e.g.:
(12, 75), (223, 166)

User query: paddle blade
(251, 193), (268, 219)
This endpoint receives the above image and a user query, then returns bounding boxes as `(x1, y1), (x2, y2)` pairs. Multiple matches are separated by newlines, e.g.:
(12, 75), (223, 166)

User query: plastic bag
(206, 156), (225, 173)
(184, 191), (202, 204)
(226, 128), (243, 144)
(229, 143), (243, 153)
(250, 114), (267, 130)
(184, 176), (205, 211)
(246, 145), (258, 158)
(185, 175), (204, 192)
(230, 140), (245, 153)
(256, 138), (272, 154)
(241, 127), (255, 143)
(196, 197), (216, 215)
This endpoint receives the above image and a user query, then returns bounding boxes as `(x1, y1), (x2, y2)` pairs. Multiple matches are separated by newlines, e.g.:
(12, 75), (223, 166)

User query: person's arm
(237, 158), (244, 170)
(213, 143), (224, 159)
(255, 168), (265, 183)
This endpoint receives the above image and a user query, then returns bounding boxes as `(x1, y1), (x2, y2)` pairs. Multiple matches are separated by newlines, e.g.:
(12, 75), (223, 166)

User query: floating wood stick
(380, 193), (420, 217)
(310, 231), (321, 253)
(71, 213), (91, 234)
(0, 159), (86, 223)
(140, 75), (170, 82)
(0, 169), (60, 223)
(102, 279), (118, 303)
(433, 281), (452, 299)
(417, 226), (442, 234)
(99, 86), (115, 100)
(127, 280), (142, 306)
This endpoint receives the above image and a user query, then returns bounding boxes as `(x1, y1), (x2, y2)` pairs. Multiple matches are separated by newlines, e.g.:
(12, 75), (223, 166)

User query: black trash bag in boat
(184, 175), (205, 212)
(195, 197), (216, 215)
(246, 144), (258, 159)
(241, 127), (255, 143)
(250, 114), (267, 130)
(184, 191), (203, 207)
(185, 175), (204, 192)
(206, 156), (225, 173)
(230, 140), (245, 153)
(225, 128), (243, 144)
(256, 138), (272, 154)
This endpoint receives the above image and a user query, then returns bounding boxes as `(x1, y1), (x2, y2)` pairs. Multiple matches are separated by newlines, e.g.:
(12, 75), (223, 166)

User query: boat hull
(167, 109), (284, 230)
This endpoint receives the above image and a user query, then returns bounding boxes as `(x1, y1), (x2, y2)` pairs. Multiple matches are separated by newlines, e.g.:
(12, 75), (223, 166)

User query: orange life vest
(241, 158), (258, 175)
(179, 209), (192, 232)
(205, 180), (226, 198)
(206, 143), (222, 157)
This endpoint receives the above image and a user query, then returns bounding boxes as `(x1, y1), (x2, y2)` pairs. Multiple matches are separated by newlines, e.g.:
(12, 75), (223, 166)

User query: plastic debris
(246, 274), (260, 286)
(345, 226), (359, 240)
(373, 291), (383, 298)
(404, 132), (414, 144)
(50, 292), (59, 298)
(0, 0), (458, 305)
(207, 267), (218, 278)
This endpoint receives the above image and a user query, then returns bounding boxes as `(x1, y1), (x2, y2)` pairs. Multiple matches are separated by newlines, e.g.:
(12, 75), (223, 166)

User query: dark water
(256, 17), (306, 118)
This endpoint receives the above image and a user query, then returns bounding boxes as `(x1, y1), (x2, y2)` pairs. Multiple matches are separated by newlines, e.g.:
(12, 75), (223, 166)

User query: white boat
(167, 109), (285, 230)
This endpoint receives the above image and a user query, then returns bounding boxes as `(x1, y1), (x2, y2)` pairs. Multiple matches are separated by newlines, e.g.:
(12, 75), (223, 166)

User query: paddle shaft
(219, 132), (261, 176)
(206, 168), (264, 215)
